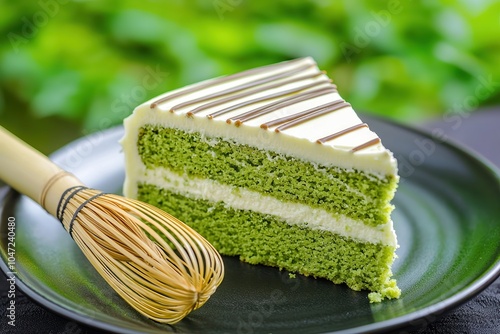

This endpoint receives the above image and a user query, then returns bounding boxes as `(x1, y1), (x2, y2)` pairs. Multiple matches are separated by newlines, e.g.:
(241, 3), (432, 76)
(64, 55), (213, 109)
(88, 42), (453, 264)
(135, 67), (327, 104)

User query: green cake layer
(137, 125), (398, 227)
(138, 183), (400, 299)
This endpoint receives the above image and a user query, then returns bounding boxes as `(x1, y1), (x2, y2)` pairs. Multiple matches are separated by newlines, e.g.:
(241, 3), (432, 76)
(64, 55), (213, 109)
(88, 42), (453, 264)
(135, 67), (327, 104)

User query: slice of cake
(121, 57), (400, 301)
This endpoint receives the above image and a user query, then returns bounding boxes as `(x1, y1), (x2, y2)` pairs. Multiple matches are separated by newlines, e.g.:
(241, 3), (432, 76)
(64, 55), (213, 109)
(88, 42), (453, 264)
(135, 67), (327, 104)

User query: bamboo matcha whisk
(0, 126), (224, 324)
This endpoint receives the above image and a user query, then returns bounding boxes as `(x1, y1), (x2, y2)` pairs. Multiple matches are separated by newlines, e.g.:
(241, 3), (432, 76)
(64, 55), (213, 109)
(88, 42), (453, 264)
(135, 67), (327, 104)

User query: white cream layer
(137, 167), (398, 247)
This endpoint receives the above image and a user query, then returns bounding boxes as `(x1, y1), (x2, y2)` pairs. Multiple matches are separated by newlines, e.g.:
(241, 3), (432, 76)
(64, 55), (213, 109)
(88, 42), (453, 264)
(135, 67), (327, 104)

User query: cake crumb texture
(137, 126), (398, 227)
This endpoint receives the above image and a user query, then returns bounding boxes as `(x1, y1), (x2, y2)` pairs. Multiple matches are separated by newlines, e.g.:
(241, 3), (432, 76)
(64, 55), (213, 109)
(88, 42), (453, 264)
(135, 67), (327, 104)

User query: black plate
(1, 116), (500, 333)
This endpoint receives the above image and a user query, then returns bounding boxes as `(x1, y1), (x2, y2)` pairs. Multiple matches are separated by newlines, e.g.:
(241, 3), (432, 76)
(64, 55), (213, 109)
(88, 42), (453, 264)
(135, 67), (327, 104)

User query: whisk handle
(0, 126), (83, 216)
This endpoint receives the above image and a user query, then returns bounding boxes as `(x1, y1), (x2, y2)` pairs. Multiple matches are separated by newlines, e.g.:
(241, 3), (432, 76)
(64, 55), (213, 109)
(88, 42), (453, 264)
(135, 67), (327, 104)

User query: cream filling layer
(137, 167), (398, 247)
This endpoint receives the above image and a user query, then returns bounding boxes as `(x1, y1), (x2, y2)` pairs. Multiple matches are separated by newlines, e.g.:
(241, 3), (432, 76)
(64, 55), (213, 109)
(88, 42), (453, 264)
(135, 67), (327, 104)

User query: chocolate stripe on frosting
(261, 100), (342, 130)
(205, 81), (331, 119)
(351, 138), (382, 152)
(275, 101), (350, 133)
(186, 72), (327, 118)
(230, 86), (337, 126)
(171, 63), (317, 113)
(316, 123), (368, 144)
(149, 57), (307, 109)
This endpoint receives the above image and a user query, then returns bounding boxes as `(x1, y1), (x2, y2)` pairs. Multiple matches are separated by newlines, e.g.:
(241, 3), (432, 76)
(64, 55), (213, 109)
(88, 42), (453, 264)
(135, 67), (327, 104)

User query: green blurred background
(1, 0), (499, 154)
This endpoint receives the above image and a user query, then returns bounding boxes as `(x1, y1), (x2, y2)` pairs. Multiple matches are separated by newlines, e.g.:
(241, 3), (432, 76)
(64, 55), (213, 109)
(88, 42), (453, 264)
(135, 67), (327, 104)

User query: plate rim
(1, 117), (500, 334)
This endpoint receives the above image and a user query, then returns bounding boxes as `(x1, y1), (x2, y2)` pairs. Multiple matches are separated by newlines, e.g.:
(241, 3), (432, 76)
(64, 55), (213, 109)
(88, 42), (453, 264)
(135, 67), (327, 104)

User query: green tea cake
(121, 57), (400, 301)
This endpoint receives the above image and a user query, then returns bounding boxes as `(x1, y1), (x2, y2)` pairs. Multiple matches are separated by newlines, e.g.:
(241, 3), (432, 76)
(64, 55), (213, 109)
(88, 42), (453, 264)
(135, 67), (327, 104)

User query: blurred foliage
(1, 0), (500, 135)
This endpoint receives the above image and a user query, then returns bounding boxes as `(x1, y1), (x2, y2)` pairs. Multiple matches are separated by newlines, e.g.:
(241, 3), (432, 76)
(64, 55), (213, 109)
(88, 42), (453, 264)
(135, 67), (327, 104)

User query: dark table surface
(1, 109), (499, 334)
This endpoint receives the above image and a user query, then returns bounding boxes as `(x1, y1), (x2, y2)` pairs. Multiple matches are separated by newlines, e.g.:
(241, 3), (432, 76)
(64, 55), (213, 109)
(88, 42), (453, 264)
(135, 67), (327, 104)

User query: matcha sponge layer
(138, 183), (400, 300)
(137, 125), (398, 227)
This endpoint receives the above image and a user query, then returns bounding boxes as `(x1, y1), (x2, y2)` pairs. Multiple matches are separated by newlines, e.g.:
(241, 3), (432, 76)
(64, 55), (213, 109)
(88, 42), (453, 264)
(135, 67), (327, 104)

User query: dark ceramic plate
(1, 116), (500, 333)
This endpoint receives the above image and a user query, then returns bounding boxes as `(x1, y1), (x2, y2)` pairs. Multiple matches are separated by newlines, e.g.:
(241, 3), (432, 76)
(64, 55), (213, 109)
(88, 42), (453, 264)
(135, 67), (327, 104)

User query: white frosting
(137, 167), (397, 247)
(122, 57), (397, 194)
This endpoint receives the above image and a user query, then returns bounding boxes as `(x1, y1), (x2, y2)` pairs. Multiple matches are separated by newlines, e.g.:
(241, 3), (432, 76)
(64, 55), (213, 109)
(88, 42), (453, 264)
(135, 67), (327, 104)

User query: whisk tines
(56, 185), (224, 324)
